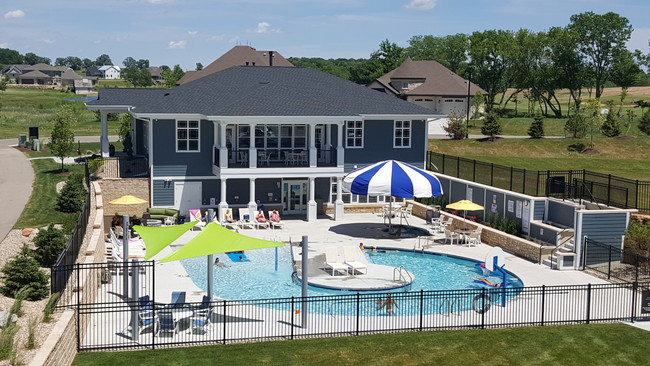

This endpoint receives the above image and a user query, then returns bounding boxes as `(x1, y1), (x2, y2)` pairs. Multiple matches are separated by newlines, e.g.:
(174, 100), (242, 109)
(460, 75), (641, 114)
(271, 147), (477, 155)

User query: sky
(1, 0), (649, 71)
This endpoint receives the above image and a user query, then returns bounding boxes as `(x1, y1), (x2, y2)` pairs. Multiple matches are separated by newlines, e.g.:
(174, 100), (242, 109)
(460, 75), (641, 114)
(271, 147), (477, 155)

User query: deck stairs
(542, 229), (575, 269)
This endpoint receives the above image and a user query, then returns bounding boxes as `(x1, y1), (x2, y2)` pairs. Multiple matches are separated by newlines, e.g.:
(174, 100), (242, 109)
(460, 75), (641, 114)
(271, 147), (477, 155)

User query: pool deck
(145, 212), (610, 303)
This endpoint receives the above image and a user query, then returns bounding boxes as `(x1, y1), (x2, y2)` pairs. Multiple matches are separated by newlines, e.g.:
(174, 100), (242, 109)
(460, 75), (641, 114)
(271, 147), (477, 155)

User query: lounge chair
(191, 307), (213, 334)
(343, 246), (368, 275)
(157, 311), (178, 337)
(139, 295), (153, 310)
(170, 291), (186, 308)
(136, 310), (158, 336)
(237, 208), (257, 229)
(252, 210), (270, 229)
(324, 247), (348, 276)
(267, 210), (285, 230)
(189, 209), (206, 231)
(220, 208), (240, 230)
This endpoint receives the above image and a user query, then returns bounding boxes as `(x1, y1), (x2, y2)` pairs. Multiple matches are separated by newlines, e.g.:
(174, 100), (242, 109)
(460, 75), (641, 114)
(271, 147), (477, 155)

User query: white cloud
(188, 31), (198, 36)
(168, 40), (187, 49)
(0, 42), (8, 48)
(147, 0), (174, 4)
(404, 0), (437, 10)
(4, 9), (25, 19)
(251, 22), (280, 34)
(41, 39), (55, 44)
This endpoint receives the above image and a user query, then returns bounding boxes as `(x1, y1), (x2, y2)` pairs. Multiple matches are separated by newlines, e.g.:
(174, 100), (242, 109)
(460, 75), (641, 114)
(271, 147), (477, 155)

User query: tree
(568, 11), (633, 98)
(564, 109), (588, 138)
(468, 30), (514, 113)
(639, 109), (650, 135)
(625, 220), (650, 258)
(407, 33), (469, 74)
(585, 98), (604, 148)
(369, 39), (405, 78)
(95, 54), (113, 66)
(56, 172), (86, 213)
(196, 62), (203, 71)
(480, 112), (502, 141)
(443, 112), (468, 140)
(528, 114), (545, 138)
(136, 59), (150, 69)
(123, 56), (137, 69)
(471, 92), (485, 119)
(162, 64), (185, 88)
(33, 224), (68, 267)
(601, 107), (622, 137)
(23, 52), (50, 65)
(0, 246), (49, 301)
(82, 58), (94, 69)
(609, 49), (642, 95)
(118, 114), (133, 157)
(48, 104), (77, 171)
(122, 67), (153, 87)
(548, 26), (586, 111)
(0, 48), (24, 66)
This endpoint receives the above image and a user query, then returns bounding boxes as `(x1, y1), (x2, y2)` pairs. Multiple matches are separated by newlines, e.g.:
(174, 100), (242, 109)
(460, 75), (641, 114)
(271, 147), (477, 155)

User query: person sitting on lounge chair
(223, 210), (236, 223)
(473, 277), (503, 288)
(256, 210), (267, 222)
(270, 210), (281, 222)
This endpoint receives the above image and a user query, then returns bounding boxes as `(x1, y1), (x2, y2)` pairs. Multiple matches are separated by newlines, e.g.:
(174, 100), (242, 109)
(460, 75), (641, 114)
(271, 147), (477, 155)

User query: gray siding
(315, 177), (330, 203)
(226, 179), (250, 205)
(547, 200), (575, 228)
(344, 119), (426, 172)
(533, 200), (545, 221)
(485, 189), (505, 218)
(152, 180), (174, 206)
(529, 222), (561, 245)
(152, 119), (215, 177)
(254, 178), (282, 205)
(503, 194), (524, 229)
(581, 212), (628, 248)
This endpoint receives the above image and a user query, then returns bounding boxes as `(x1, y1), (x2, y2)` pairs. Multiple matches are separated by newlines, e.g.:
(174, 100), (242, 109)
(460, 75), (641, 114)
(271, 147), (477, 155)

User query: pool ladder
(440, 298), (461, 316)
(393, 266), (413, 286)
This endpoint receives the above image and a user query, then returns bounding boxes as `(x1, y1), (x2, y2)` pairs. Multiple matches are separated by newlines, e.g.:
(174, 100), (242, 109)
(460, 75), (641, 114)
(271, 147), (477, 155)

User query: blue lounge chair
(191, 307), (213, 334)
(137, 310), (158, 335)
(139, 295), (153, 310)
(170, 291), (186, 308)
(157, 311), (178, 337)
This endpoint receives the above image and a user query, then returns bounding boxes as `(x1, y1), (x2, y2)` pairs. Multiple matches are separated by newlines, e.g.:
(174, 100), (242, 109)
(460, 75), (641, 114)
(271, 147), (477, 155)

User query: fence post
(472, 160), (476, 182)
(355, 292), (360, 336)
(607, 246), (612, 280)
(290, 296), (294, 340)
(76, 297), (81, 351)
(480, 288), (486, 329)
(522, 169), (526, 194)
(456, 156), (460, 178)
(631, 282), (638, 323)
(636, 255), (639, 282)
(539, 285), (546, 327)
(509, 167), (513, 191)
(442, 154), (445, 174)
(536, 171), (540, 197)
(585, 283), (591, 324)
(635, 180), (639, 210)
(419, 290), (424, 331)
(490, 164), (494, 186)
(607, 174), (612, 206)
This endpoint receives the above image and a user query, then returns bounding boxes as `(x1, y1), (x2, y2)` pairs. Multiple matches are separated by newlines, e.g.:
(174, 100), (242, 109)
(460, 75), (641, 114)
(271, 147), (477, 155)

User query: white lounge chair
(219, 208), (240, 230)
(189, 209), (206, 231)
(251, 210), (270, 229)
(343, 246), (368, 275)
(267, 210), (285, 229)
(324, 247), (348, 276)
(237, 208), (257, 229)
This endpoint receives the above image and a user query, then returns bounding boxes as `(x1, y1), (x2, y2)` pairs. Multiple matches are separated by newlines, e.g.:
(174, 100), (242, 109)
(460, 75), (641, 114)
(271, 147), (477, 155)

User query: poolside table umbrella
(109, 194), (148, 205)
(445, 200), (484, 229)
(342, 160), (443, 232)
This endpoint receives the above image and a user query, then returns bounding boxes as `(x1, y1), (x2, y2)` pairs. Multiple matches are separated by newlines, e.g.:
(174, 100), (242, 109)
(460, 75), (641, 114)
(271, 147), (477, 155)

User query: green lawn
(429, 136), (650, 181)
(0, 88), (119, 139)
(72, 324), (650, 366)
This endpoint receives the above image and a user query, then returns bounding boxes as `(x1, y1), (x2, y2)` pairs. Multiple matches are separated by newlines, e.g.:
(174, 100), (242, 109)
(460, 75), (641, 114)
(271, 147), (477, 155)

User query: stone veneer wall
(99, 178), (150, 218)
(30, 181), (107, 366)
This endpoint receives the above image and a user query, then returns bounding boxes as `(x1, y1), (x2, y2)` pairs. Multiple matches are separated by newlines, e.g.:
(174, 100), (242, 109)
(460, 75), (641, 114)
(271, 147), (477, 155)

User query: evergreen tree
(0, 246), (49, 301)
(564, 110), (588, 138)
(528, 114), (545, 138)
(601, 109), (622, 137)
(443, 112), (468, 140)
(638, 109), (650, 135)
(33, 225), (68, 267)
(480, 112), (502, 141)
(56, 172), (86, 213)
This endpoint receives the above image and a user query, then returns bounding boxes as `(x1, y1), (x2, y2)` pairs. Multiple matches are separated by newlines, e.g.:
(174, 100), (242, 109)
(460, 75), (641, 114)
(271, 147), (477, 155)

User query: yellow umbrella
(109, 194), (148, 205)
(446, 200), (484, 229)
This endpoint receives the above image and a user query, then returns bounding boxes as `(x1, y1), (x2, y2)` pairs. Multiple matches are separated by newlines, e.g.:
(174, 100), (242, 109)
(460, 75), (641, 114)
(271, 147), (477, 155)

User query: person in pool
(474, 277), (503, 287)
(359, 243), (365, 250)
(214, 257), (228, 267)
(376, 293), (398, 314)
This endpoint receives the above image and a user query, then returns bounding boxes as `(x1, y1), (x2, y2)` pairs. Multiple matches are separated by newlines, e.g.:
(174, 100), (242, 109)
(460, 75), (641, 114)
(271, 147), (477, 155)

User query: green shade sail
(134, 222), (197, 260)
(159, 223), (284, 263)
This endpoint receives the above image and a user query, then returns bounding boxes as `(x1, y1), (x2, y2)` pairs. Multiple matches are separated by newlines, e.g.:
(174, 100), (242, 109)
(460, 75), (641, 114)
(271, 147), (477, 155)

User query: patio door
(283, 180), (308, 214)
(174, 182), (202, 219)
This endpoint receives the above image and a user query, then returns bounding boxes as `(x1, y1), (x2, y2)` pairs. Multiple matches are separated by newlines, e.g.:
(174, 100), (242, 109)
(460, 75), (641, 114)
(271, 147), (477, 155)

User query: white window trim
(175, 119), (201, 153)
(345, 120), (364, 149)
(393, 120), (411, 148)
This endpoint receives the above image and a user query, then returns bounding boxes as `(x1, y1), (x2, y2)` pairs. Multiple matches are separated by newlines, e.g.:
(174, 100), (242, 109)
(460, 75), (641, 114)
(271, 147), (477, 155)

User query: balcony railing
(214, 148), (338, 168)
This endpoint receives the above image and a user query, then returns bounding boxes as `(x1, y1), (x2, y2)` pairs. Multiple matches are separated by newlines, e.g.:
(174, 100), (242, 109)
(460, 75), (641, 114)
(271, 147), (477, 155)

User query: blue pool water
(179, 246), (523, 316)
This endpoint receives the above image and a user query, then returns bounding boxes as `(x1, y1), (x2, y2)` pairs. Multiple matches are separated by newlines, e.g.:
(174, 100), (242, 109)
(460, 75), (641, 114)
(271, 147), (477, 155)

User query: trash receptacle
(426, 207), (434, 223)
(29, 126), (39, 140)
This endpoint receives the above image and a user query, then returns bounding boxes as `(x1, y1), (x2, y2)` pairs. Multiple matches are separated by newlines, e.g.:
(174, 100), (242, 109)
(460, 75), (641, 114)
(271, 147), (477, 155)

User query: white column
(218, 178), (228, 222)
(336, 121), (344, 168)
(247, 178), (257, 214)
(309, 124), (317, 167)
(100, 111), (109, 157)
(334, 177), (344, 220)
(307, 177), (317, 222)
(219, 122), (228, 167)
(249, 124), (257, 168)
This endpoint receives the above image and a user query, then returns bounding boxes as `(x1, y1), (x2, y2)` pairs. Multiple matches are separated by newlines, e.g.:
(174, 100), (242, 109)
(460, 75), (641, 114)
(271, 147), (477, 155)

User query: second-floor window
(176, 120), (200, 152)
(346, 120), (363, 148)
(394, 120), (411, 148)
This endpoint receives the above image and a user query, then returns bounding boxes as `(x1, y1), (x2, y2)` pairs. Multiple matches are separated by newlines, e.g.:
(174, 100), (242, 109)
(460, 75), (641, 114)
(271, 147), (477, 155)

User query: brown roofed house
(178, 45), (293, 84)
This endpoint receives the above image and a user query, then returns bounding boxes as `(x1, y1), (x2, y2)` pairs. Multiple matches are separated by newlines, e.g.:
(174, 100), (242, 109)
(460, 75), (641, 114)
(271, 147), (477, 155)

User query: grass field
(0, 88), (119, 139)
(429, 136), (650, 181)
(72, 324), (650, 366)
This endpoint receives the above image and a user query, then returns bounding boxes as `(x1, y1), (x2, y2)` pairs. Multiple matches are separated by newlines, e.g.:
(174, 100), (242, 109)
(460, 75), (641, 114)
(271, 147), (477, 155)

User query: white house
(99, 65), (121, 79)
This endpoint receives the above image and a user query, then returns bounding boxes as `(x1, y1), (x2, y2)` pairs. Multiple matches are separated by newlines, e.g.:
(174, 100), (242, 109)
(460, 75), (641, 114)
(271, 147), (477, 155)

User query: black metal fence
(100, 156), (149, 178)
(63, 261), (650, 351)
(582, 237), (650, 283)
(427, 151), (650, 211)
(50, 163), (92, 303)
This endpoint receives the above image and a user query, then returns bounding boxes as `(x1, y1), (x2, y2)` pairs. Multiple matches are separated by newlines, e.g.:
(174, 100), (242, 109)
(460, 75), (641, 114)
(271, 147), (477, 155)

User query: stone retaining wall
(99, 178), (149, 218)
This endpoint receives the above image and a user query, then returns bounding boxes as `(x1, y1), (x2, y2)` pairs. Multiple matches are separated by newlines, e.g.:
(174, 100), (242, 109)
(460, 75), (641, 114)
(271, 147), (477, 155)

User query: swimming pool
(179, 245), (523, 309)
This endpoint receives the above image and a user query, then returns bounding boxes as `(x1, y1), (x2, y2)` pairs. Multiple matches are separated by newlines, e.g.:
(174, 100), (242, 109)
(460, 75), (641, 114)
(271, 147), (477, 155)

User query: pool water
(179, 246), (523, 316)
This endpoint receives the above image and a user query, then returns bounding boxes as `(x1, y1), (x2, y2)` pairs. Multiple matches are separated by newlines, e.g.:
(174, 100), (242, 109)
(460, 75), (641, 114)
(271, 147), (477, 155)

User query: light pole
(466, 69), (472, 139)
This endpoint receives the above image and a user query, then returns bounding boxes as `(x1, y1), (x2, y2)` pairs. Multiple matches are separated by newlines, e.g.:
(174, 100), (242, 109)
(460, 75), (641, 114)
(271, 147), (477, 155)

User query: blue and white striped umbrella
(342, 160), (443, 198)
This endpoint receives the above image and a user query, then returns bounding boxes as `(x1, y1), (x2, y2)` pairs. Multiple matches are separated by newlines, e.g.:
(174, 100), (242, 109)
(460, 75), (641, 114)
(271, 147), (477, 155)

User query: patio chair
(267, 210), (285, 229)
(343, 246), (368, 275)
(403, 205), (413, 218)
(190, 307), (213, 335)
(157, 311), (178, 337)
(444, 229), (459, 245)
(467, 229), (482, 247)
(220, 208), (240, 230)
(136, 310), (158, 336)
(252, 210), (271, 229)
(237, 208), (257, 229)
(189, 209), (206, 231)
(324, 247), (348, 276)
(170, 291), (186, 308)
(139, 295), (153, 310)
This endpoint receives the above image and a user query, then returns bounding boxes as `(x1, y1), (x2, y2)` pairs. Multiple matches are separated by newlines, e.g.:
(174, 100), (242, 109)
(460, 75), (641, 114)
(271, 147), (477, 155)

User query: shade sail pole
(301, 236), (308, 328)
(207, 254), (214, 299)
(122, 215), (130, 300)
(275, 246), (278, 272)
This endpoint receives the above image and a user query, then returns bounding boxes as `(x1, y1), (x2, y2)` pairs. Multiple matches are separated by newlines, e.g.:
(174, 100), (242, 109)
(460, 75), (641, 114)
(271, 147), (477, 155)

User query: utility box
(32, 138), (40, 151)
(18, 134), (26, 147)
(29, 126), (39, 140)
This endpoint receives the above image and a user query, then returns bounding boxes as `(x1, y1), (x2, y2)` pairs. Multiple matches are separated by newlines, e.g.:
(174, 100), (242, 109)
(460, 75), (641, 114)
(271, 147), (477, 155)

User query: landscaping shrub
(443, 112), (468, 140)
(56, 172), (86, 213)
(0, 323), (18, 362)
(9, 287), (30, 318)
(527, 114), (545, 138)
(26, 317), (37, 349)
(624, 220), (650, 257)
(601, 109), (622, 137)
(639, 109), (650, 135)
(567, 142), (587, 152)
(33, 224), (68, 267)
(43, 292), (61, 322)
(0, 246), (49, 301)
(564, 111), (587, 138)
(87, 158), (104, 178)
(481, 112), (502, 141)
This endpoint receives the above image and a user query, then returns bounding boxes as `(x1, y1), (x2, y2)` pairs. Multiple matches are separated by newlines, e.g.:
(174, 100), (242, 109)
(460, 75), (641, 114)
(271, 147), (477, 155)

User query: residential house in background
(98, 65), (121, 79)
(367, 58), (485, 134)
(178, 45), (293, 84)
(87, 66), (442, 222)
(1, 63), (82, 87)
(148, 67), (165, 85)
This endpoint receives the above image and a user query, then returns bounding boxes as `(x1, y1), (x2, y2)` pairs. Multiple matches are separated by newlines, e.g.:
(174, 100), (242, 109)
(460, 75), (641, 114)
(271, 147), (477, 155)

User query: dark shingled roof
(90, 66), (440, 117)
